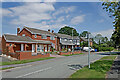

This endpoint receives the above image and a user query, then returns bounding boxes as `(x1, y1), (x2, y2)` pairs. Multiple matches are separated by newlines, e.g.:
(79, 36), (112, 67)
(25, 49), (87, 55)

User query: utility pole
(88, 32), (90, 69)
(72, 29), (74, 54)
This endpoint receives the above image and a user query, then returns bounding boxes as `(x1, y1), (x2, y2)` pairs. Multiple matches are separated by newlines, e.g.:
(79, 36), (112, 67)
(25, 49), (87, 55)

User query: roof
(73, 36), (79, 39)
(80, 37), (92, 42)
(54, 33), (80, 40)
(24, 27), (56, 37)
(61, 42), (75, 45)
(54, 33), (77, 39)
(3, 34), (52, 44)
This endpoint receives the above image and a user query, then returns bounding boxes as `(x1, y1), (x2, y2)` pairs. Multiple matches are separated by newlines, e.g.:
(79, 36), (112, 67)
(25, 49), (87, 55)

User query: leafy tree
(102, 1), (120, 47)
(80, 31), (89, 37)
(95, 34), (103, 45)
(58, 26), (79, 36)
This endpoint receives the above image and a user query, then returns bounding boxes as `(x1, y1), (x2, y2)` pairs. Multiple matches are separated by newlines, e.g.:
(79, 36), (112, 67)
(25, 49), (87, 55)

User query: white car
(83, 47), (95, 52)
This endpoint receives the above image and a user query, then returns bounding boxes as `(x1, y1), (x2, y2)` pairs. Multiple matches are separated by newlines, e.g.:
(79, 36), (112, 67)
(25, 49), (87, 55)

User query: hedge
(98, 47), (114, 51)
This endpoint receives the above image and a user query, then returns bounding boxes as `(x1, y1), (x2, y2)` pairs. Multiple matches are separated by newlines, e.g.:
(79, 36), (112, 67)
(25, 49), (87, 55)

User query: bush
(98, 47), (114, 51)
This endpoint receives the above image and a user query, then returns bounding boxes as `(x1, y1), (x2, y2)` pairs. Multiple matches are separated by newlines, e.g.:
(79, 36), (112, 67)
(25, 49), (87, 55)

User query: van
(83, 47), (95, 52)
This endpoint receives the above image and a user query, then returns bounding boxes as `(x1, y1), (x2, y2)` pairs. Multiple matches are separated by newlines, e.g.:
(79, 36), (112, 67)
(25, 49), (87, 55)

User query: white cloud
(2, 3), (56, 29)
(0, 8), (12, 17)
(9, 3), (55, 16)
(1, 0), (56, 2)
(92, 29), (113, 39)
(52, 6), (76, 17)
(2, 2), (77, 30)
(56, 16), (65, 23)
(71, 15), (85, 25)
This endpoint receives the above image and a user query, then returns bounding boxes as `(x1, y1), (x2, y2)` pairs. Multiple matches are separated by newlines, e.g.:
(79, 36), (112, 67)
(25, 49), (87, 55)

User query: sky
(1, 1), (115, 39)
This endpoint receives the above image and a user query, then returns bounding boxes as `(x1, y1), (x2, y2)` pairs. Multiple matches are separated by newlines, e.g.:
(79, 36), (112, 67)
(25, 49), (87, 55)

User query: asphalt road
(2, 54), (106, 78)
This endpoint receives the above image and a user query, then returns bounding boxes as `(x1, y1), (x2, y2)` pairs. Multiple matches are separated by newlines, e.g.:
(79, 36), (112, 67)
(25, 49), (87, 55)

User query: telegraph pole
(88, 32), (90, 69)
(72, 29), (74, 54)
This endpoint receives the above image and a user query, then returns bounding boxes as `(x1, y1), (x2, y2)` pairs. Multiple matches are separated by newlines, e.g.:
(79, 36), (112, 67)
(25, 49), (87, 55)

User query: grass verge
(0, 67), (14, 70)
(0, 57), (55, 66)
(70, 55), (117, 78)
(100, 56), (116, 60)
(63, 53), (84, 56)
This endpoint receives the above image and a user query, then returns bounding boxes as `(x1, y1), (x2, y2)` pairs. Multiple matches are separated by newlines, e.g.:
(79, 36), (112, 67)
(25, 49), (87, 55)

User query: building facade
(2, 26), (91, 60)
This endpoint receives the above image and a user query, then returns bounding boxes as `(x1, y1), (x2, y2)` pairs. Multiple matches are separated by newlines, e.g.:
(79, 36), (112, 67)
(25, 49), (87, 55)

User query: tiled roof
(4, 34), (52, 44)
(24, 27), (56, 36)
(54, 33), (72, 39)
(54, 33), (80, 40)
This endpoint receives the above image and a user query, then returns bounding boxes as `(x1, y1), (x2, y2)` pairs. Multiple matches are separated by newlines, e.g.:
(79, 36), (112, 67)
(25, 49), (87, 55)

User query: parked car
(83, 47), (95, 52)
(74, 47), (82, 51)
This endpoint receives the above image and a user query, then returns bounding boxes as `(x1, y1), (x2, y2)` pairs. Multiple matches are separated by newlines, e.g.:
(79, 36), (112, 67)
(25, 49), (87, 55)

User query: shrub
(98, 47), (114, 51)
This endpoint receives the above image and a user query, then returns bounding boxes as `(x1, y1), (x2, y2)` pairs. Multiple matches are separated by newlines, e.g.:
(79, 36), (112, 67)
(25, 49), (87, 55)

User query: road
(2, 54), (106, 78)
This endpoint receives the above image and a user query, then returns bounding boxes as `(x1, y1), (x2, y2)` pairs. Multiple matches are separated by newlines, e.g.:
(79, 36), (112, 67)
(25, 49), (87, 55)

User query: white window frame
(22, 34), (25, 36)
(35, 34), (37, 38)
(41, 35), (47, 39)
(64, 39), (67, 41)
(50, 36), (55, 40)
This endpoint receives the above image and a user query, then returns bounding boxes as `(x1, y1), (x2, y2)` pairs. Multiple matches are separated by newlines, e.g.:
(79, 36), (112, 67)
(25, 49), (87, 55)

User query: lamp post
(88, 32), (90, 69)
(72, 29), (74, 54)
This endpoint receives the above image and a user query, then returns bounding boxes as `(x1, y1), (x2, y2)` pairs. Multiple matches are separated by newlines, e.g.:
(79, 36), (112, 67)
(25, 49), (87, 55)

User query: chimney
(48, 29), (50, 32)
(17, 28), (20, 35)
(52, 30), (54, 33)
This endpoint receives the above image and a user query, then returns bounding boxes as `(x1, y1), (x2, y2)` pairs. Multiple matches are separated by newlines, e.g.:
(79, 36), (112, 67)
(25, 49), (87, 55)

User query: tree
(102, 1), (120, 47)
(80, 31), (89, 37)
(95, 34), (103, 45)
(58, 26), (79, 36)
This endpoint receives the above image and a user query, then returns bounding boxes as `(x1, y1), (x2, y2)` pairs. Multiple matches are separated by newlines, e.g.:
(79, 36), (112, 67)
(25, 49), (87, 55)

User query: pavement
(106, 55), (120, 79)
(1, 53), (106, 78)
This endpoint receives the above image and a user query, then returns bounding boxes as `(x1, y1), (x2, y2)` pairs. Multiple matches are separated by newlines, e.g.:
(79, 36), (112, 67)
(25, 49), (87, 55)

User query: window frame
(22, 34), (25, 36)
(35, 34), (37, 38)
(41, 35), (47, 39)
(50, 36), (55, 40)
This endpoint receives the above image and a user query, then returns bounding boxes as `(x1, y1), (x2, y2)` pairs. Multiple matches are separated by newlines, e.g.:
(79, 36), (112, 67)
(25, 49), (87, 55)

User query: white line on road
(15, 67), (52, 78)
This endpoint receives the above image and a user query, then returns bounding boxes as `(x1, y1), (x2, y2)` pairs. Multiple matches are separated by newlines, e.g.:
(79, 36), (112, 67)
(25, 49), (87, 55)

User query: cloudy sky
(1, 2), (114, 39)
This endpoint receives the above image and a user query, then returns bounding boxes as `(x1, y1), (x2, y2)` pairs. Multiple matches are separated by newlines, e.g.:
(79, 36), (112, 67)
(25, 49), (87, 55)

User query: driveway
(2, 53), (106, 78)
(0, 56), (11, 62)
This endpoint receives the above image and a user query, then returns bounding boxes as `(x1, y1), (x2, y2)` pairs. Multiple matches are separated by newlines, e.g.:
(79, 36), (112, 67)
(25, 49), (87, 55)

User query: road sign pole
(88, 32), (90, 69)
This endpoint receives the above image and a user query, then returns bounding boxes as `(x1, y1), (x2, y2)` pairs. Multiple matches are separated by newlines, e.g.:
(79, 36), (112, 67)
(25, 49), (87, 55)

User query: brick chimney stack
(17, 28), (20, 35)
(48, 29), (50, 32)
(52, 30), (54, 33)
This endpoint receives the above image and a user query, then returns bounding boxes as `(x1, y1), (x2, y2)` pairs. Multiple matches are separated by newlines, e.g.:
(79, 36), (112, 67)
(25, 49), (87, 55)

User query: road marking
(15, 67), (52, 78)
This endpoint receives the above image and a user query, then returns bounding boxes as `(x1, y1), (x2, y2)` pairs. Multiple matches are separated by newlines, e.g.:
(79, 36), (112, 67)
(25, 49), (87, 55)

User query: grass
(70, 55), (117, 78)
(0, 57), (55, 66)
(63, 53), (84, 56)
(100, 56), (116, 60)
(0, 67), (14, 70)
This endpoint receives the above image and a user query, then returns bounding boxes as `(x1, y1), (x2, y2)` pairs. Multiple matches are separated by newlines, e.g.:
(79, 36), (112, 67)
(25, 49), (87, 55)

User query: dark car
(74, 47), (82, 51)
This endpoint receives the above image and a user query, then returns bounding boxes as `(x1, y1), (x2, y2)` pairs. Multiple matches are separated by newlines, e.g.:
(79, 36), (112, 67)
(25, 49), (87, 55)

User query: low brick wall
(60, 50), (81, 55)
(15, 52), (50, 60)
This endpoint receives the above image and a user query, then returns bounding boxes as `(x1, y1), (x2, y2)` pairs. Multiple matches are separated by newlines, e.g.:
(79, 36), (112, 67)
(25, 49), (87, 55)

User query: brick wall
(19, 28), (58, 50)
(18, 28), (32, 38)
(15, 51), (50, 60)
(60, 51), (81, 55)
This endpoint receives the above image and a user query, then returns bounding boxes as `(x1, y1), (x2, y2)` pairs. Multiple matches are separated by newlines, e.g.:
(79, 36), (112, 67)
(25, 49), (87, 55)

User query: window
(70, 39), (72, 42)
(22, 34), (25, 36)
(41, 35), (47, 39)
(50, 36), (55, 40)
(35, 34), (37, 38)
(9, 44), (12, 46)
(64, 39), (67, 41)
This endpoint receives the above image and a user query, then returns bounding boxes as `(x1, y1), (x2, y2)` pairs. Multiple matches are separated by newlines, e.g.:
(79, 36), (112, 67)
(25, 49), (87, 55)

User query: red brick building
(2, 26), (90, 60)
